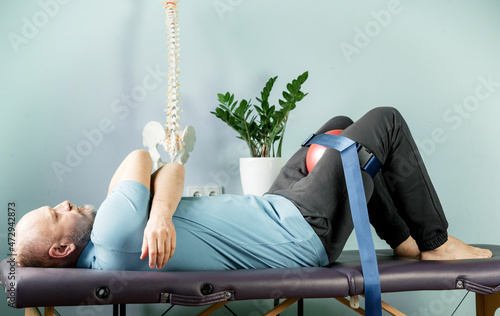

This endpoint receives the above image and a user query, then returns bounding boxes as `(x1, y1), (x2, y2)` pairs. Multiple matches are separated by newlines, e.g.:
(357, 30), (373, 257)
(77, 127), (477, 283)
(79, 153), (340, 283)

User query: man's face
(18, 201), (96, 243)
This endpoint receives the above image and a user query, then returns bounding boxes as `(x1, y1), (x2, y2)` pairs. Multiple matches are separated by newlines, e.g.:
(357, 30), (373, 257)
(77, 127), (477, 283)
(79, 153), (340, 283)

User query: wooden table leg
(263, 298), (300, 316)
(476, 292), (500, 316)
(24, 307), (54, 316)
(196, 301), (229, 316)
(25, 307), (42, 316)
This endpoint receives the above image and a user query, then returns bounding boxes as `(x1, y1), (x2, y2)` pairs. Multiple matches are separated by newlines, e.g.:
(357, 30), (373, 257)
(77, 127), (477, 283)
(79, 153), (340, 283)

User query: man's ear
(48, 243), (76, 259)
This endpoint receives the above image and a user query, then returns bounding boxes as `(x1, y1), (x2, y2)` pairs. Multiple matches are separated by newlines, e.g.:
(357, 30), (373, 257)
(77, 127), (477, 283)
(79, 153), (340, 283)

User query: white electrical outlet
(187, 186), (223, 197)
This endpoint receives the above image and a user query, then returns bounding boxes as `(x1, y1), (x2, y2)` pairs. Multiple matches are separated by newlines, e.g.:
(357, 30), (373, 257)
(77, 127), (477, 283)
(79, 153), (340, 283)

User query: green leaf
(254, 105), (263, 115)
(282, 91), (292, 101)
(230, 100), (238, 111)
(287, 83), (298, 94)
(298, 71), (308, 83)
(217, 93), (226, 102)
(260, 76), (277, 103)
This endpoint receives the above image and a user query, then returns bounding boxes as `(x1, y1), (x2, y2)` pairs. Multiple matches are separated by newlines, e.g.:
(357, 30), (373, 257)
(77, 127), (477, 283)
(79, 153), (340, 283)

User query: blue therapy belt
(302, 133), (382, 316)
(302, 133), (381, 179)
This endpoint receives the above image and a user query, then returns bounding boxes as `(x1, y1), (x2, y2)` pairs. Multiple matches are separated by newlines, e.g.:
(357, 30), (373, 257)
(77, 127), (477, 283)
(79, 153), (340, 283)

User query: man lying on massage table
(14, 107), (492, 272)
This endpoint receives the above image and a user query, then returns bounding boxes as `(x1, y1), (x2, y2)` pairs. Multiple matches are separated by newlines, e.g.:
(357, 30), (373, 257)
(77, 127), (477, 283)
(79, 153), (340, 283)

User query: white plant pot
(239, 157), (286, 196)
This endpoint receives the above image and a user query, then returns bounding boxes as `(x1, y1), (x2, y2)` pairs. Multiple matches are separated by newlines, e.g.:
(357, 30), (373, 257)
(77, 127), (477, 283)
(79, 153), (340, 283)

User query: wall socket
(187, 186), (223, 197)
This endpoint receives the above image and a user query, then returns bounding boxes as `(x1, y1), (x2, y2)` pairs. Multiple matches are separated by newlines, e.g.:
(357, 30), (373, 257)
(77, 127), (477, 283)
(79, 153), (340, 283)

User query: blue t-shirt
(77, 180), (328, 271)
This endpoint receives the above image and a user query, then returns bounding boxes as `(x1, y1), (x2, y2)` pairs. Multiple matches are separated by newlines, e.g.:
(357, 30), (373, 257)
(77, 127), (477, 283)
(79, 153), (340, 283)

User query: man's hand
(140, 162), (184, 269)
(140, 213), (176, 269)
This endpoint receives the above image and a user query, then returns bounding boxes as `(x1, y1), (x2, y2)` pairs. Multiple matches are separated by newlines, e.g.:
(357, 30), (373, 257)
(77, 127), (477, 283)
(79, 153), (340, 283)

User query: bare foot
(420, 236), (493, 260)
(394, 236), (420, 258)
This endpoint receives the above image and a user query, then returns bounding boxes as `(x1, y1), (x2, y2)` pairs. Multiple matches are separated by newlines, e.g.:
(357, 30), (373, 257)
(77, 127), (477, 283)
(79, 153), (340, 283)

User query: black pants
(267, 107), (449, 263)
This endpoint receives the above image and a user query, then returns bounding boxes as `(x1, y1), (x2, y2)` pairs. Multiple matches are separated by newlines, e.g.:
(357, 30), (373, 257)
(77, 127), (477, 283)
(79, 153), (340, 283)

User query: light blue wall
(1, 0), (500, 315)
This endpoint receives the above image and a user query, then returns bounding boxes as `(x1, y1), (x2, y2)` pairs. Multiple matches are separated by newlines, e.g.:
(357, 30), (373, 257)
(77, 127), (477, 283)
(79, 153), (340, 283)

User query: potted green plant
(211, 71), (309, 195)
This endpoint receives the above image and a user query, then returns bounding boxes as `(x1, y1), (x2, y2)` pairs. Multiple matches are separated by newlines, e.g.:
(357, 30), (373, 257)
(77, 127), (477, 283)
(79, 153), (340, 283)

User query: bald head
(15, 201), (96, 268)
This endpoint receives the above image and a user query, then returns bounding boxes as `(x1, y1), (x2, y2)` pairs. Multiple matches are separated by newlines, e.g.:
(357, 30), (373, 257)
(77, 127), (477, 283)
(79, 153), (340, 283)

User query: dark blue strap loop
(303, 133), (382, 316)
(356, 144), (381, 179)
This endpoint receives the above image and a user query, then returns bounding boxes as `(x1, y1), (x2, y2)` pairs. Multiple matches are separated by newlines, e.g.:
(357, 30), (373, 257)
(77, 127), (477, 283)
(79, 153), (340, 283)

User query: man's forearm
(150, 163), (185, 219)
(141, 162), (184, 268)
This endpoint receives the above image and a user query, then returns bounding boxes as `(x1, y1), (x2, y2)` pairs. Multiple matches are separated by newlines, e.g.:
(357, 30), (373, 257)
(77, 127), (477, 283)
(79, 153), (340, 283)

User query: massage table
(3, 244), (500, 316)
